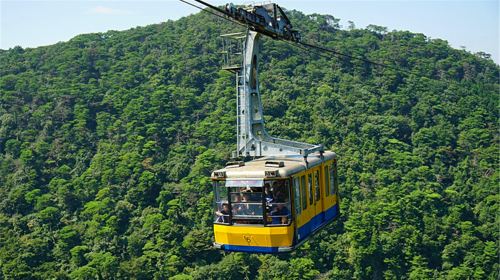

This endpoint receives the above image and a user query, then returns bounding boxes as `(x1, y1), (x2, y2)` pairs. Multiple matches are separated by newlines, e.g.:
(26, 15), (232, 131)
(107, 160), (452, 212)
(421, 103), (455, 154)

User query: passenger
(241, 186), (252, 192)
(250, 187), (260, 193)
(240, 193), (252, 215)
(241, 193), (249, 202)
(272, 181), (286, 202)
(273, 189), (285, 203)
(232, 195), (243, 215)
(215, 203), (230, 223)
(242, 193), (262, 216)
(270, 203), (290, 224)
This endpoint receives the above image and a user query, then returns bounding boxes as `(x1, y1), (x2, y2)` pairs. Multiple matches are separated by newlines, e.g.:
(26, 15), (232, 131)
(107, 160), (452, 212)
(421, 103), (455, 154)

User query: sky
(1, 0), (498, 64)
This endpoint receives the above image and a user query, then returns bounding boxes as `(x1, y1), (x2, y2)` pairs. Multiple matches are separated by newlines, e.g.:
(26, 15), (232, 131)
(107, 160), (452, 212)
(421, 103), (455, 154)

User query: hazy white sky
(1, 0), (498, 63)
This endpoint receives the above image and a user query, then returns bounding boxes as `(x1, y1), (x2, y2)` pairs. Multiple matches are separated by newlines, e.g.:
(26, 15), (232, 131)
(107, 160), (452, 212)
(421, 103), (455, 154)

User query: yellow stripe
(214, 223), (294, 247)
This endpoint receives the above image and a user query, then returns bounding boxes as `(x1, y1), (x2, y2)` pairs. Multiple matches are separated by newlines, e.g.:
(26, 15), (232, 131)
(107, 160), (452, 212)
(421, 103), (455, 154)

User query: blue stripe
(311, 211), (323, 231)
(324, 203), (338, 220)
(223, 244), (279, 253)
(297, 204), (339, 242)
(297, 223), (309, 241)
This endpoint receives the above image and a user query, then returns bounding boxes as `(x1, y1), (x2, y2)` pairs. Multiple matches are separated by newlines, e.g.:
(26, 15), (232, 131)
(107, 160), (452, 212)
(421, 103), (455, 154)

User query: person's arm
(281, 208), (290, 224)
(281, 216), (288, 224)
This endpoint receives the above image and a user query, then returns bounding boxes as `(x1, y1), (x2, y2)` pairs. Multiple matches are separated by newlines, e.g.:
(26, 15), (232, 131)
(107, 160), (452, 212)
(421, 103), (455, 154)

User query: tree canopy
(0, 9), (498, 279)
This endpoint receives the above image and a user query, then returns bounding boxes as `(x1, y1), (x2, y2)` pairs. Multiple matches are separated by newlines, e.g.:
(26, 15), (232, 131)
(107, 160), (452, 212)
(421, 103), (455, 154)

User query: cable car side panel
(294, 158), (339, 243)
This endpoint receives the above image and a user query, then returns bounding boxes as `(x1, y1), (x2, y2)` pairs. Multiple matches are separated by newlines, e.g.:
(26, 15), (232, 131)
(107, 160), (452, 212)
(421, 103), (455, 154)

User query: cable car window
(229, 186), (263, 224)
(265, 180), (291, 226)
(308, 174), (313, 205)
(214, 181), (230, 224)
(324, 165), (330, 197)
(293, 177), (301, 215)
(314, 170), (320, 201)
(300, 176), (307, 210)
(265, 180), (289, 203)
(330, 166), (335, 195)
(214, 181), (227, 201)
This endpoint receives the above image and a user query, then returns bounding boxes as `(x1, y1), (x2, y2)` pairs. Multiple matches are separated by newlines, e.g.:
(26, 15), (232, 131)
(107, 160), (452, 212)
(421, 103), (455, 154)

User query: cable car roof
(211, 151), (336, 179)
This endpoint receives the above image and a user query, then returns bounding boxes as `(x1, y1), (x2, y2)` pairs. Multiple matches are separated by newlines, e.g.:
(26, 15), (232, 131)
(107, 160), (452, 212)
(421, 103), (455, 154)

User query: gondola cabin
(212, 151), (339, 253)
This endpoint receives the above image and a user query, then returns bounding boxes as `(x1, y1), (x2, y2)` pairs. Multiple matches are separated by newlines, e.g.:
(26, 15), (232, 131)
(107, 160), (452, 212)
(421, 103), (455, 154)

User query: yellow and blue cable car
(190, 0), (341, 253)
(212, 152), (339, 253)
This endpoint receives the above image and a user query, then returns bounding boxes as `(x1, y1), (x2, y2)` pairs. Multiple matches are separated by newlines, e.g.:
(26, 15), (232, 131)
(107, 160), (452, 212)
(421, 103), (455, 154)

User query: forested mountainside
(0, 9), (498, 279)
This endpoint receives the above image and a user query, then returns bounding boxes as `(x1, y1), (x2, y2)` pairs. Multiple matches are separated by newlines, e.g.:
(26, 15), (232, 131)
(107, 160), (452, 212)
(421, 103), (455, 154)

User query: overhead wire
(179, 0), (247, 28)
(297, 41), (410, 74)
(179, 0), (417, 78)
(290, 41), (335, 62)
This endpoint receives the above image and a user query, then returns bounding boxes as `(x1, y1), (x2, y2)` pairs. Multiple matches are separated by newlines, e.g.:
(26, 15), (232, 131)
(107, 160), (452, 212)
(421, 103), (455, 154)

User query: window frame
(301, 175), (307, 210)
(293, 177), (301, 215)
(314, 170), (320, 201)
(308, 173), (313, 206)
(330, 165), (335, 196)
(324, 165), (330, 197)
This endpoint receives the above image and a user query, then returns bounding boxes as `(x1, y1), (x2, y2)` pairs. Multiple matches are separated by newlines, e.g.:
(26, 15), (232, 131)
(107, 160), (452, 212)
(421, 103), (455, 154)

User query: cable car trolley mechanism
(185, 0), (341, 253)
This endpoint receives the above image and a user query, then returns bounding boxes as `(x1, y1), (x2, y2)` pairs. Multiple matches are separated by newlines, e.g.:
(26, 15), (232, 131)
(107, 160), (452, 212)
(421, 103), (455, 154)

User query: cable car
(184, 0), (341, 253)
(212, 153), (339, 253)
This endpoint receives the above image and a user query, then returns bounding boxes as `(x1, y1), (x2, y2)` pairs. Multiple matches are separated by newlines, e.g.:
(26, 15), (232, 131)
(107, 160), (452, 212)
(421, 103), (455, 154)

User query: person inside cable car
(215, 203), (230, 224)
(240, 193), (251, 214)
(231, 194), (248, 224)
(271, 181), (287, 203)
(231, 193), (242, 213)
(243, 193), (263, 215)
(230, 193), (260, 224)
(270, 203), (290, 224)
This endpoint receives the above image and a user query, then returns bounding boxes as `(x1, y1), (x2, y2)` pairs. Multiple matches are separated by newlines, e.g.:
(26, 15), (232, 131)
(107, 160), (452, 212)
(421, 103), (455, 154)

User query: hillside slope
(0, 10), (498, 279)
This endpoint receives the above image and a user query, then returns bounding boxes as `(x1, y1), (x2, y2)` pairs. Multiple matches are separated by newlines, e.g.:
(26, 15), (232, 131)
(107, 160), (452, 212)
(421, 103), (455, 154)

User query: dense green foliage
(0, 10), (498, 279)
